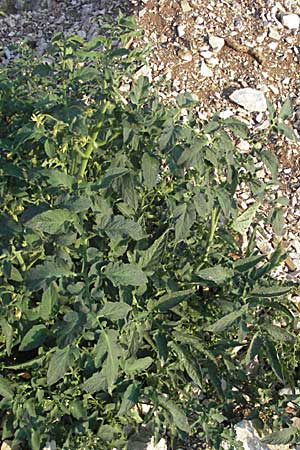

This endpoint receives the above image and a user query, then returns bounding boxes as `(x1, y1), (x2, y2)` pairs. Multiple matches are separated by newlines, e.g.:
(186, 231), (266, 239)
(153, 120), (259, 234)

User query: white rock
(209, 35), (225, 53)
(181, 0), (192, 12)
(177, 24), (186, 38)
(200, 60), (213, 77)
(268, 41), (278, 50)
(219, 109), (233, 119)
(235, 421), (270, 450)
(281, 13), (300, 30)
(42, 441), (56, 450)
(178, 48), (193, 61)
(229, 88), (267, 112)
(268, 27), (281, 40)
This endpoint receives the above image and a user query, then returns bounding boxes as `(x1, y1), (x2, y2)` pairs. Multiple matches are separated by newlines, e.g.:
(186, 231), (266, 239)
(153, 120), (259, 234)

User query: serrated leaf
(207, 360), (224, 400)
(207, 305), (248, 333)
(216, 188), (232, 218)
(174, 202), (196, 243)
(250, 285), (292, 298)
(142, 152), (160, 189)
(279, 97), (293, 121)
(262, 427), (297, 445)
(47, 347), (75, 386)
(103, 262), (147, 287)
(19, 325), (48, 351)
(81, 371), (107, 394)
(118, 382), (140, 416)
(124, 356), (153, 374)
(196, 265), (233, 285)
(158, 397), (190, 433)
(245, 332), (262, 365)
(25, 208), (74, 234)
(138, 230), (168, 274)
(43, 168), (75, 189)
(203, 121), (219, 134)
(232, 203), (259, 234)
(98, 302), (132, 321)
(176, 93), (198, 107)
(159, 123), (176, 151)
(105, 215), (147, 241)
(154, 331), (168, 362)
(153, 289), (194, 312)
(130, 75), (149, 105)
(26, 260), (73, 291)
(263, 336), (284, 382)
(171, 343), (202, 387)
(0, 375), (14, 399)
(103, 329), (121, 394)
(100, 167), (129, 189)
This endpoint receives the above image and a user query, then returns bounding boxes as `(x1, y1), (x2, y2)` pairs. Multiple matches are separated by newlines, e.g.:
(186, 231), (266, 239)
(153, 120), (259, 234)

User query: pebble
(176, 24), (186, 38)
(268, 27), (281, 40)
(178, 48), (193, 61)
(229, 88), (267, 112)
(181, 0), (192, 13)
(281, 13), (300, 30)
(200, 60), (213, 77)
(208, 35), (225, 53)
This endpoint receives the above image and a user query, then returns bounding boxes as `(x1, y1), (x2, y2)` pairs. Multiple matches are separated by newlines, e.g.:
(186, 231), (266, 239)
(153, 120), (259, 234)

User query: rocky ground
(0, 1), (299, 449)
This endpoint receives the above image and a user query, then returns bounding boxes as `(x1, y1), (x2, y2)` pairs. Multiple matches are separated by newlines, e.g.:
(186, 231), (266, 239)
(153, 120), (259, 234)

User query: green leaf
(82, 371), (107, 394)
(245, 332), (262, 365)
(207, 360), (224, 400)
(100, 167), (129, 188)
(99, 302), (132, 321)
(43, 168), (75, 189)
(138, 230), (168, 274)
(47, 347), (75, 386)
(174, 202), (196, 243)
(118, 382), (140, 416)
(106, 215), (147, 241)
(233, 254), (266, 272)
(103, 262), (147, 287)
(277, 123), (298, 141)
(271, 207), (285, 235)
(25, 208), (74, 234)
(142, 152), (160, 189)
(152, 289), (194, 312)
(250, 285), (292, 298)
(154, 332), (168, 362)
(39, 282), (58, 320)
(203, 120), (219, 134)
(223, 117), (249, 139)
(262, 427), (297, 445)
(103, 329), (121, 394)
(26, 260), (73, 291)
(196, 265), (233, 285)
(0, 319), (13, 356)
(207, 305), (248, 333)
(232, 203), (259, 234)
(263, 336), (284, 382)
(124, 356), (153, 374)
(19, 325), (48, 351)
(0, 375), (14, 399)
(69, 399), (87, 420)
(261, 150), (278, 180)
(216, 189), (232, 218)
(171, 343), (202, 387)
(265, 323), (294, 343)
(158, 397), (190, 433)
(279, 96), (293, 121)
(176, 93), (198, 107)
(159, 123), (176, 151)
(130, 76), (149, 105)
(0, 213), (22, 237)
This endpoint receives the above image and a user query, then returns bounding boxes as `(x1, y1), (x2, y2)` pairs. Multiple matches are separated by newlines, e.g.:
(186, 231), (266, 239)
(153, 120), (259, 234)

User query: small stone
(268, 27), (281, 40)
(281, 13), (300, 30)
(176, 24), (186, 38)
(229, 88), (267, 112)
(237, 139), (250, 152)
(208, 35), (225, 53)
(200, 50), (213, 59)
(219, 109), (233, 119)
(268, 41), (278, 50)
(178, 48), (193, 61)
(200, 60), (213, 77)
(181, 0), (192, 13)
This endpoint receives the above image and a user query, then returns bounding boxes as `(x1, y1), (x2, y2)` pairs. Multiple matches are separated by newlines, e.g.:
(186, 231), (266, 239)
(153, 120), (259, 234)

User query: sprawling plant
(0, 16), (299, 450)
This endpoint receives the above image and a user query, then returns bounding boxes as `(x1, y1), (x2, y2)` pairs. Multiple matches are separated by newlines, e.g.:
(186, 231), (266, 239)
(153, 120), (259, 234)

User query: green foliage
(0, 16), (298, 450)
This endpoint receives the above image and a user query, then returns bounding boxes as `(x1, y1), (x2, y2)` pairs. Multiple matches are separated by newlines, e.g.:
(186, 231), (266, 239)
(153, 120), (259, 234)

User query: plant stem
(78, 127), (101, 180)
(200, 207), (220, 268)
